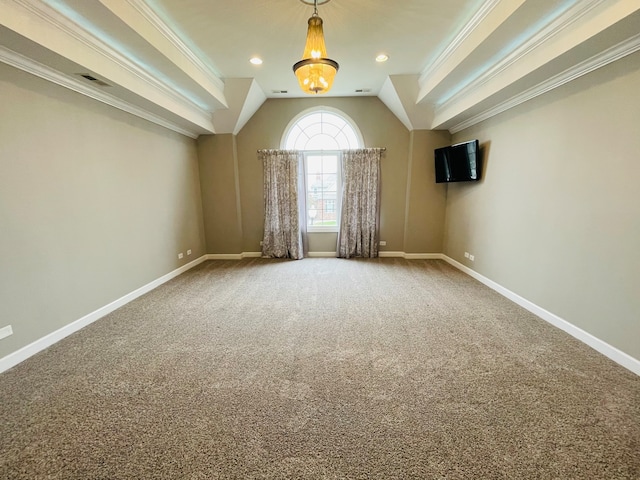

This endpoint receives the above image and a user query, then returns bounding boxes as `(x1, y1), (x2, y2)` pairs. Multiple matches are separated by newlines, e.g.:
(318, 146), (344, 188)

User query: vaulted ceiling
(2, 0), (639, 138)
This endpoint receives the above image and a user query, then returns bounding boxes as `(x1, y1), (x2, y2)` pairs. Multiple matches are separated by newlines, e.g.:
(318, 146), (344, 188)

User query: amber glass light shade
(293, 15), (339, 94)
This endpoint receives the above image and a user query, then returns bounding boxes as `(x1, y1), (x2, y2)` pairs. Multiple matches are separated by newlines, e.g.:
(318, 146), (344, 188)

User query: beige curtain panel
(259, 149), (303, 260)
(337, 148), (383, 258)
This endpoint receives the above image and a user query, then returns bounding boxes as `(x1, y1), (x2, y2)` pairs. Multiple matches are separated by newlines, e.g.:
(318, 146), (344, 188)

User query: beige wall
(2, 47), (636, 368)
(197, 134), (242, 253)
(446, 51), (640, 359)
(199, 97), (450, 255)
(404, 130), (451, 253)
(0, 63), (206, 359)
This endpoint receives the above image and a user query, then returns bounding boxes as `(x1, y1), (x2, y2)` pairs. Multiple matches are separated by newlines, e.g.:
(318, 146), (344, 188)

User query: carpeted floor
(0, 258), (638, 479)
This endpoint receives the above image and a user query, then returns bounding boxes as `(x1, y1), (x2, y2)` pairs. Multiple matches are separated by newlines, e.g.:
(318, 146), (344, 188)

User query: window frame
(280, 107), (363, 234)
(304, 150), (342, 233)
(281, 106), (364, 151)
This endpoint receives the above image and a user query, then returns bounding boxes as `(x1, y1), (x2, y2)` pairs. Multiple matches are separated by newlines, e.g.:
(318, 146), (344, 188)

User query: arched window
(281, 108), (363, 233)
(280, 107), (364, 232)
(281, 107), (363, 150)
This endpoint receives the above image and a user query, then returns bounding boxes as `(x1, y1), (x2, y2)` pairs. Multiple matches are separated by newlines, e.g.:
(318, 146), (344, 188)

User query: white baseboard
(4, 252), (636, 377)
(205, 252), (262, 260)
(205, 251), (441, 259)
(307, 251), (337, 258)
(378, 251), (442, 259)
(0, 255), (208, 374)
(206, 253), (243, 260)
(403, 253), (443, 260)
(442, 255), (640, 376)
(378, 251), (405, 258)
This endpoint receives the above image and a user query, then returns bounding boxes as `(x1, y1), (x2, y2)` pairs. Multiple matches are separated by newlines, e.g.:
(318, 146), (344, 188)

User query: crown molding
(13, 0), (213, 124)
(448, 32), (640, 133)
(126, 0), (226, 97)
(437, 0), (606, 112)
(418, 0), (501, 86)
(0, 46), (199, 138)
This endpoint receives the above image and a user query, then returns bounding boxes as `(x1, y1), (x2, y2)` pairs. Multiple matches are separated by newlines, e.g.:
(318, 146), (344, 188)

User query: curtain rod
(257, 148), (386, 153)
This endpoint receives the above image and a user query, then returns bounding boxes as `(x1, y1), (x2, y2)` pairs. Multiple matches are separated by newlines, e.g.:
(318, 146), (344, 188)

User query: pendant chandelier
(293, 0), (339, 94)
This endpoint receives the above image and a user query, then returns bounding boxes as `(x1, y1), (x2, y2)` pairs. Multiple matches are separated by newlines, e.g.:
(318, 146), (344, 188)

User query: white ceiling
(1, 0), (639, 137)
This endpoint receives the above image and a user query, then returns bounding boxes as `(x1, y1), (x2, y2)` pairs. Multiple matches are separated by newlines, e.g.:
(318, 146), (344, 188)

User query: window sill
(307, 226), (339, 233)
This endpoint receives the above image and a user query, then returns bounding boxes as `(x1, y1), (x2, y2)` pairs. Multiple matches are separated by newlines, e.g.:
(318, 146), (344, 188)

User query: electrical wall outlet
(178, 253), (184, 259)
(469, 254), (475, 261)
(379, 241), (387, 246)
(464, 252), (469, 258)
(0, 325), (13, 340)
(187, 249), (192, 256)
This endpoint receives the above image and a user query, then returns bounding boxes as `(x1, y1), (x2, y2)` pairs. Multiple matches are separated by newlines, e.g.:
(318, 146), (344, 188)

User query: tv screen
(434, 140), (480, 183)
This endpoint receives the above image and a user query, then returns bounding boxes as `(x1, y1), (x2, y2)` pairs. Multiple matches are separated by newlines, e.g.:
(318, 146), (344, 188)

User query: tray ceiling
(1, 0), (638, 137)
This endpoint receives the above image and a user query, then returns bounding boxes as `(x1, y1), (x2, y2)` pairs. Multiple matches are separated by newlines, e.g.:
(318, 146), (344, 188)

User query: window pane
(297, 113), (321, 130)
(306, 134), (338, 150)
(304, 122), (322, 138)
(307, 156), (323, 174)
(323, 173), (337, 188)
(335, 130), (349, 149)
(283, 108), (361, 152)
(343, 128), (359, 149)
(308, 179), (322, 202)
(322, 156), (337, 173)
(307, 193), (317, 207)
(294, 134), (309, 150)
(321, 122), (340, 137)
(284, 110), (362, 150)
(305, 152), (340, 229)
(308, 206), (319, 225)
(322, 112), (346, 130)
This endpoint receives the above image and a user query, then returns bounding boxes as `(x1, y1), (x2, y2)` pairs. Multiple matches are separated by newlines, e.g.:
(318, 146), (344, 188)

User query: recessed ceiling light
(249, 57), (263, 65)
(375, 54), (389, 63)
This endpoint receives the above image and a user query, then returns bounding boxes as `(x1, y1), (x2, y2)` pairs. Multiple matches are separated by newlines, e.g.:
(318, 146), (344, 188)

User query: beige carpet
(1, 258), (638, 479)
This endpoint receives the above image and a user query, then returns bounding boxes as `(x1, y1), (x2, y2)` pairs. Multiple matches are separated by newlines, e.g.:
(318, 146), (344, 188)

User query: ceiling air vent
(355, 89), (371, 93)
(271, 90), (288, 94)
(77, 73), (111, 87)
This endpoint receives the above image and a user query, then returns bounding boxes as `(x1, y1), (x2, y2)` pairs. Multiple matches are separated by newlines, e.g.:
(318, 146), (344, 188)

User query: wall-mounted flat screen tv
(434, 140), (480, 183)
